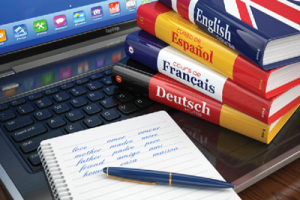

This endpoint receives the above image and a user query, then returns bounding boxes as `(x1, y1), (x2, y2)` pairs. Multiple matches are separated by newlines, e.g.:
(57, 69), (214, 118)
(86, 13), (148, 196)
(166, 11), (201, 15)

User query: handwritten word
(83, 169), (102, 177)
(138, 126), (160, 135)
(145, 139), (160, 147)
(120, 159), (137, 166)
(141, 133), (158, 140)
(153, 147), (178, 157)
(76, 155), (101, 166)
(74, 148), (101, 159)
(110, 140), (133, 149)
(112, 145), (134, 156)
(107, 136), (126, 143)
(117, 151), (140, 160)
(72, 146), (87, 152)
(149, 144), (163, 151)
(79, 159), (105, 173)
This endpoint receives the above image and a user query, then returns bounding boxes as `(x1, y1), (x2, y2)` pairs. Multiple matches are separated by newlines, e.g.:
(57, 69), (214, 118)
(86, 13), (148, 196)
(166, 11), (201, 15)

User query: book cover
(111, 58), (298, 144)
(125, 30), (300, 124)
(158, 0), (300, 70)
(136, 2), (300, 99)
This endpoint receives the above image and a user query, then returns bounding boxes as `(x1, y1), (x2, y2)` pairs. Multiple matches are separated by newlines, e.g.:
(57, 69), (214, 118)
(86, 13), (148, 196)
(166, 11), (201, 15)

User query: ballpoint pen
(103, 167), (234, 188)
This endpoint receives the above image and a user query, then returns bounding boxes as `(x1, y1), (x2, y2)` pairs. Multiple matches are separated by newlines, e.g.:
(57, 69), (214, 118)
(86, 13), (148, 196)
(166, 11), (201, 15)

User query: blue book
(158, 0), (300, 70)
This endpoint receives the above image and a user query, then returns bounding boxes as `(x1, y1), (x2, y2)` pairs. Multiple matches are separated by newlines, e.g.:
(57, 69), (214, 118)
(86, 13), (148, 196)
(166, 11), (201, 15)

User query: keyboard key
(90, 73), (103, 80)
(65, 110), (84, 122)
(35, 98), (53, 109)
(116, 92), (134, 103)
(69, 87), (87, 97)
(53, 92), (70, 102)
(20, 130), (63, 153)
(86, 81), (103, 91)
(0, 104), (8, 111)
(101, 109), (120, 121)
(86, 91), (105, 102)
(27, 93), (43, 101)
(60, 83), (74, 90)
(47, 116), (66, 129)
(118, 103), (137, 115)
(44, 88), (58, 96)
(0, 110), (16, 122)
(52, 103), (71, 114)
(104, 69), (112, 76)
(70, 97), (88, 108)
(135, 98), (153, 108)
(28, 152), (41, 166)
(84, 116), (103, 128)
(83, 104), (102, 115)
(65, 123), (85, 133)
(101, 77), (113, 86)
(12, 124), (47, 142)
(100, 97), (119, 109)
(103, 86), (119, 96)
(4, 116), (34, 132)
(11, 98), (26, 106)
(76, 78), (89, 85)
(34, 109), (53, 121)
(17, 104), (35, 115)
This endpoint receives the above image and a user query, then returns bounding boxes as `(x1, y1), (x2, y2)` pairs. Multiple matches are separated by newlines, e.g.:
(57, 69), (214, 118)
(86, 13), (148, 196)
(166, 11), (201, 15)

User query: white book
(38, 111), (241, 200)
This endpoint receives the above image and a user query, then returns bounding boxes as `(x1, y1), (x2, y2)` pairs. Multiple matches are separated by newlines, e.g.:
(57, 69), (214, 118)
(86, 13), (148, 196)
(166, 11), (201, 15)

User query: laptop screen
(0, 0), (149, 56)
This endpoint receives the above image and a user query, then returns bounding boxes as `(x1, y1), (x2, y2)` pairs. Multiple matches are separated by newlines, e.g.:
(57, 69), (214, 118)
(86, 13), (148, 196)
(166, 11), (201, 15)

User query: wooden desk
(1, 158), (300, 200)
(239, 158), (300, 199)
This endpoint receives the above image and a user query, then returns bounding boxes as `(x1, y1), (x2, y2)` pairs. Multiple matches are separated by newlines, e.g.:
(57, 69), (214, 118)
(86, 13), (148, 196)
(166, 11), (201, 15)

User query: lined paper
(40, 111), (241, 200)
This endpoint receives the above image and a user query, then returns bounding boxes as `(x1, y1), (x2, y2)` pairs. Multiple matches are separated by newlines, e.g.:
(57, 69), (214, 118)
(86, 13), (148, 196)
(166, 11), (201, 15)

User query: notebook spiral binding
(38, 143), (73, 200)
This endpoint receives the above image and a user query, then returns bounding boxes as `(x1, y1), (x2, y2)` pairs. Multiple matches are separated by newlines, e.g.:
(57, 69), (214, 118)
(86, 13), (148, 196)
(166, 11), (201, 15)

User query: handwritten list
(40, 111), (241, 200)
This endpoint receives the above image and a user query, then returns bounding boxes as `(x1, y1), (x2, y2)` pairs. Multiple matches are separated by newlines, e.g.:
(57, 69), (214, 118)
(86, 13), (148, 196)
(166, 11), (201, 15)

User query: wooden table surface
(1, 158), (300, 200)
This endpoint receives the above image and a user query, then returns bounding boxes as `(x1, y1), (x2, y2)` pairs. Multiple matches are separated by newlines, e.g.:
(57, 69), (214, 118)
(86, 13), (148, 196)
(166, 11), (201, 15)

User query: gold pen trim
(169, 172), (172, 185)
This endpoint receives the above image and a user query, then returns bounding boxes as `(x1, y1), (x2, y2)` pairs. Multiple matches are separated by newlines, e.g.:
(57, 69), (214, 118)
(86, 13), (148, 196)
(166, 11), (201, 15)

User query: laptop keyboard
(0, 67), (153, 172)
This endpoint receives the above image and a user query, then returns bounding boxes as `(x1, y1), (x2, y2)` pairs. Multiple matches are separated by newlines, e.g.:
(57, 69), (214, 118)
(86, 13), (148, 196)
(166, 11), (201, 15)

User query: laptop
(1, 1), (300, 199)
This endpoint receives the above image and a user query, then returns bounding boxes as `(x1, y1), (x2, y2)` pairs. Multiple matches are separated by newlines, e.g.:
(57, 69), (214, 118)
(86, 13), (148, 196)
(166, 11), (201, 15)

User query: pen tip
(103, 167), (107, 174)
(226, 183), (235, 188)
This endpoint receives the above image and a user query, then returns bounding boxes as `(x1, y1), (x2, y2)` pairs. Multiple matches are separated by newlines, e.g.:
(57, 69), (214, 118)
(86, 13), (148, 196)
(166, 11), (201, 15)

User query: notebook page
(40, 111), (241, 200)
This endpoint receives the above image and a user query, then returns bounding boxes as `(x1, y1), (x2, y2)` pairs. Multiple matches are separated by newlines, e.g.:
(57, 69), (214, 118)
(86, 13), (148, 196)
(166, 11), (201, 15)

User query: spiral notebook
(38, 111), (241, 200)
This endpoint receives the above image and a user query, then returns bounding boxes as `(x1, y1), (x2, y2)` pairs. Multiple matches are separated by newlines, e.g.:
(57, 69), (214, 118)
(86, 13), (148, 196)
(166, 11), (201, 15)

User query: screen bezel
(0, 19), (137, 74)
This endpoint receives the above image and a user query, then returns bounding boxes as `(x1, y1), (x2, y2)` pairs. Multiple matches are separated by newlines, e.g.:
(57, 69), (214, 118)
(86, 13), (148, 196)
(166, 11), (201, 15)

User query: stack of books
(112, 0), (300, 144)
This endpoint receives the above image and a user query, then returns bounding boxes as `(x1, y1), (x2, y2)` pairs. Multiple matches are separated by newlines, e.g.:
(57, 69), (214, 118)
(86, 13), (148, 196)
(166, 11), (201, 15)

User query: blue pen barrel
(172, 173), (234, 188)
(103, 167), (234, 188)
(104, 167), (170, 184)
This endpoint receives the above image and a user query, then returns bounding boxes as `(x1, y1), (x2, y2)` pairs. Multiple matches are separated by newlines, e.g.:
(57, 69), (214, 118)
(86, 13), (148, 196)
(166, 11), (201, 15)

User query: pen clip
(107, 175), (156, 185)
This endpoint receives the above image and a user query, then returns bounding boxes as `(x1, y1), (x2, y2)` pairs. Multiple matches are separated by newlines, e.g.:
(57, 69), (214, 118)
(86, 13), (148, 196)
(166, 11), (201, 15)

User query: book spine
(38, 144), (71, 200)
(125, 31), (272, 123)
(112, 61), (274, 143)
(136, 2), (270, 98)
(159, 0), (270, 67)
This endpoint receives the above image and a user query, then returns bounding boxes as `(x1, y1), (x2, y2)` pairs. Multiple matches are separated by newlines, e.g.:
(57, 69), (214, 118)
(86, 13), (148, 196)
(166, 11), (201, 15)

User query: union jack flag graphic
(223, 0), (300, 31)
